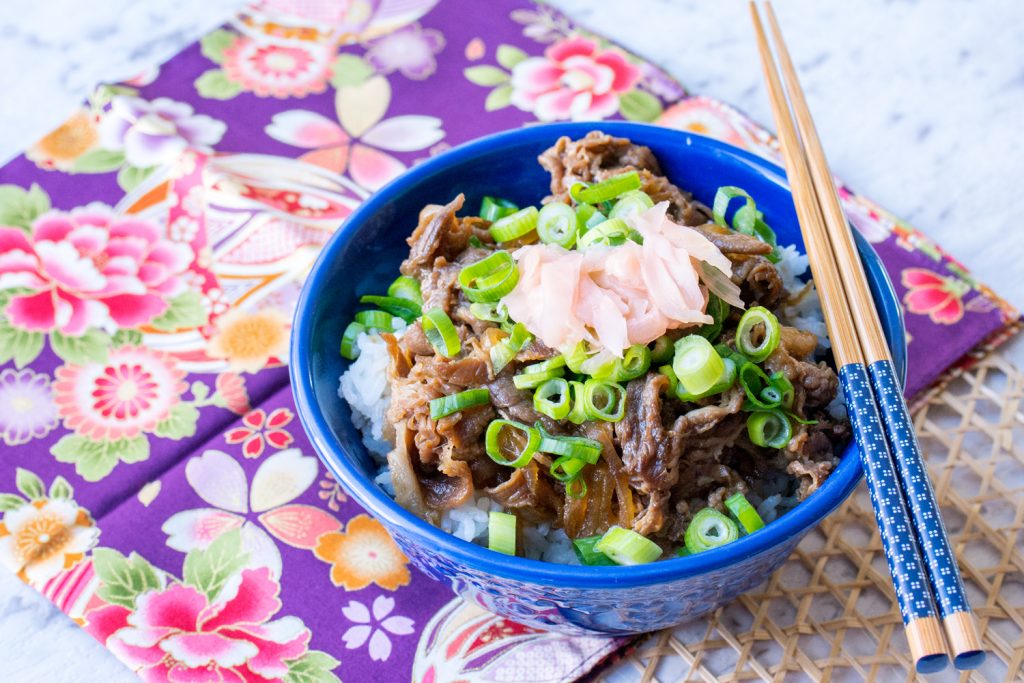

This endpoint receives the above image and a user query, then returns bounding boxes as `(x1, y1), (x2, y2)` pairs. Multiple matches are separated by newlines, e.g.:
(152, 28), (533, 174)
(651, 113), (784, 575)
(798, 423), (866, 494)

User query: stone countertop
(1, 1), (1022, 681)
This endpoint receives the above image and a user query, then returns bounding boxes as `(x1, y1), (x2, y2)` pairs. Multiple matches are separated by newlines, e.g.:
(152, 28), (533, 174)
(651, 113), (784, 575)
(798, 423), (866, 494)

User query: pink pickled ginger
(501, 202), (741, 357)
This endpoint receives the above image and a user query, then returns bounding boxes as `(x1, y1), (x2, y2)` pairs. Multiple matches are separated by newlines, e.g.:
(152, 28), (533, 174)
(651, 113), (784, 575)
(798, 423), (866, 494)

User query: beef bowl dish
(291, 122), (905, 635)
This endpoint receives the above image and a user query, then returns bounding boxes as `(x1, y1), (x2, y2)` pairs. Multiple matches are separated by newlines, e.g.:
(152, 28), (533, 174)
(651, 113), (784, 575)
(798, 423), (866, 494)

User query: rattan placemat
(600, 352), (1024, 683)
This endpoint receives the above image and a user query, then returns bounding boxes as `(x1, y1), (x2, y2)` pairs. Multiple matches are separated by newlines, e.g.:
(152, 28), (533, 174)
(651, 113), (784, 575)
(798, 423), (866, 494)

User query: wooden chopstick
(761, 2), (986, 670)
(748, 3), (950, 673)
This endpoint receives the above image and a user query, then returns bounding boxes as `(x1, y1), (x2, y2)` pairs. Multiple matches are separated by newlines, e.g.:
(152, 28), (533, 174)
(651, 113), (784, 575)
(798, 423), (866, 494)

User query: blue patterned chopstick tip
(839, 363), (938, 625)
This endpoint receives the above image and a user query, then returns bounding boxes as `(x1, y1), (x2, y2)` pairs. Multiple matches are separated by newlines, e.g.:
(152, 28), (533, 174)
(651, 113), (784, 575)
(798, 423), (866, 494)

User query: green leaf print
(464, 65), (510, 86)
(0, 183), (50, 232)
(284, 651), (343, 683)
(50, 328), (111, 365)
(48, 475), (73, 500)
(51, 435), (150, 482)
(331, 54), (375, 88)
(111, 329), (144, 346)
(201, 29), (236, 64)
(0, 494), (26, 511)
(484, 85), (513, 111)
(70, 149), (126, 174)
(183, 528), (249, 601)
(116, 165), (156, 192)
(618, 90), (663, 122)
(93, 548), (164, 609)
(195, 69), (243, 100)
(15, 468), (45, 500)
(153, 403), (199, 440)
(496, 44), (528, 69)
(150, 291), (208, 331)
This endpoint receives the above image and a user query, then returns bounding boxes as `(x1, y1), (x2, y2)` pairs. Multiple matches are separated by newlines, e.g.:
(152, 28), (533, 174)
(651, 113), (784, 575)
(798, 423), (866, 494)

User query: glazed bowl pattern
(290, 122), (905, 635)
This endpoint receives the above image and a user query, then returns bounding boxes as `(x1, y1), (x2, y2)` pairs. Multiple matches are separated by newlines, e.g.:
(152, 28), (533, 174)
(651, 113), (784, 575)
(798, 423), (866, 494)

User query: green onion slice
(696, 294), (728, 341)
(340, 321), (364, 360)
(571, 171), (642, 204)
(421, 308), (461, 358)
(537, 429), (602, 464)
(736, 306), (781, 362)
(533, 378), (571, 420)
(513, 367), (564, 390)
(582, 379), (626, 422)
(488, 511), (517, 555)
(387, 275), (423, 305)
(712, 186), (780, 262)
(747, 409), (793, 449)
(468, 235), (485, 248)
(429, 388), (491, 420)
(739, 363), (781, 410)
(595, 525), (662, 565)
(565, 477), (588, 499)
(684, 508), (740, 554)
(490, 322), (532, 374)
(724, 492), (765, 534)
(609, 190), (654, 220)
(359, 295), (421, 323)
(480, 196), (518, 222)
(459, 251), (520, 302)
(572, 535), (616, 566)
(614, 344), (651, 382)
(354, 309), (394, 332)
(489, 206), (538, 242)
(673, 335), (726, 396)
(469, 302), (508, 324)
(537, 202), (578, 248)
(577, 218), (631, 248)
(566, 381), (588, 424)
(575, 204), (607, 235)
(676, 357), (737, 402)
(757, 371), (794, 410)
(549, 455), (587, 482)
(650, 335), (674, 364)
(485, 419), (541, 468)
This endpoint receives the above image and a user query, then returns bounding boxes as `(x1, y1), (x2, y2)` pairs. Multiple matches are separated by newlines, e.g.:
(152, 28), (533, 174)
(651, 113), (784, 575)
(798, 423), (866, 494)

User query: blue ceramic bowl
(290, 122), (905, 635)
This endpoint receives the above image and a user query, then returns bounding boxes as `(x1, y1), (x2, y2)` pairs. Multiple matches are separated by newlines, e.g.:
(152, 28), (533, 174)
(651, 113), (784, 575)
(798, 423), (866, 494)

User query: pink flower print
(365, 23), (445, 80)
(902, 267), (970, 325)
(223, 36), (332, 99)
(54, 346), (188, 441)
(162, 449), (341, 577)
(509, 35), (640, 121)
(0, 204), (193, 336)
(265, 75), (444, 190)
(225, 407), (295, 458)
(215, 372), (251, 415)
(99, 96), (226, 168)
(85, 567), (311, 682)
(342, 596), (415, 662)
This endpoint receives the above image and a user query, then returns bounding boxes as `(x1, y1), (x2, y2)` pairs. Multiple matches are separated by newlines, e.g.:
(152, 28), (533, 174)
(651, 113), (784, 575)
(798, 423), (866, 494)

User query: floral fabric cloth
(0, 1), (1018, 681)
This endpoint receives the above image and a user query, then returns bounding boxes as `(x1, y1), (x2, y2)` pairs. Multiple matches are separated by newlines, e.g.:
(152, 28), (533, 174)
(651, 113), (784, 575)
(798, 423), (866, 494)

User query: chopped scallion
(537, 429), (602, 464)
(571, 171), (642, 204)
(572, 535), (616, 565)
(537, 202), (578, 248)
(359, 294), (421, 322)
(696, 294), (728, 341)
(684, 508), (740, 554)
(421, 308), (461, 358)
(458, 251), (520, 302)
(595, 525), (662, 565)
(469, 302), (508, 324)
(479, 196), (518, 222)
(488, 511), (517, 555)
(354, 309), (394, 332)
(485, 419), (541, 468)
(340, 321), (364, 360)
(387, 275), (423, 305)
(429, 388), (491, 420)
(608, 189), (654, 220)
(533, 378), (571, 420)
(489, 322), (532, 374)
(736, 306), (780, 362)
(489, 206), (539, 242)
(577, 217), (631, 248)
(724, 492), (765, 534)
(747, 410), (793, 449)
(650, 335), (674, 364)
(582, 379), (626, 422)
(566, 381), (588, 424)
(672, 335), (726, 396)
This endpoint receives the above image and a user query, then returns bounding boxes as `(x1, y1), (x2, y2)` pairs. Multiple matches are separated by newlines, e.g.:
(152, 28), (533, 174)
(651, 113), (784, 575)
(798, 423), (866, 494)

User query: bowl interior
(291, 122), (906, 587)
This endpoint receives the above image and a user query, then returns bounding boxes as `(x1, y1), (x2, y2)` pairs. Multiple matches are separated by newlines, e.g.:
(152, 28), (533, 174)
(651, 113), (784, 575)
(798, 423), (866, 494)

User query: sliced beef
(488, 462), (561, 523)
(731, 254), (784, 309)
(691, 222), (774, 256)
(779, 325), (818, 360)
(401, 194), (469, 276)
(764, 346), (838, 409)
(486, 376), (564, 434)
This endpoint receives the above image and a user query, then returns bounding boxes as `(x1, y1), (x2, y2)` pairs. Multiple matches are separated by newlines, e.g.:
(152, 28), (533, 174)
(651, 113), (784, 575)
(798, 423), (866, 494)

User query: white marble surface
(1, 1), (1022, 681)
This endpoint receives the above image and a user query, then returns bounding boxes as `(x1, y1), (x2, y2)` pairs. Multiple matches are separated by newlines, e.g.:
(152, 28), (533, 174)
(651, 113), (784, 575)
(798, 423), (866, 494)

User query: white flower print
(342, 596), (415, 662)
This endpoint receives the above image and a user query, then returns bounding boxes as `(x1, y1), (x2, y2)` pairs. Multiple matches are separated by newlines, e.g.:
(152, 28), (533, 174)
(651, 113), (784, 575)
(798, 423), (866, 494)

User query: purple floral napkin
(0, 1), (1018, 681)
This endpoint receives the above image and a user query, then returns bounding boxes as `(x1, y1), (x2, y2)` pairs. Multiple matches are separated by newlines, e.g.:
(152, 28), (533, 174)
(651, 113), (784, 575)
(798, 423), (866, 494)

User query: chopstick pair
(748, 2), (985, 673)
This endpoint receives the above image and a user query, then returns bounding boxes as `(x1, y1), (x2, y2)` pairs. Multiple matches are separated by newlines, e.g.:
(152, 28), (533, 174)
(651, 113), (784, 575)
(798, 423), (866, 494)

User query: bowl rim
(290, 121), (906, 589)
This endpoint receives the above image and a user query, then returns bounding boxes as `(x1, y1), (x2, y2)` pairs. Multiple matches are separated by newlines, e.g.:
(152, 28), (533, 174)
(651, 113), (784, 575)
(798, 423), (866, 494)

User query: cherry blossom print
(342, 596), (415, 662)
(902, 267), (971, 325)
(225, 407), (295, 458)
(365, 23), (445, 80)
(265, 74), (444, 191)
(223, 36), (333, 99)
(0, 368), (58, 446)
(509, 35), (639, 121)
(162, 449), (341, 576)
(0, 204), (193, 336)
(313, 515), (410, 591)
(98, 96), (226, 168)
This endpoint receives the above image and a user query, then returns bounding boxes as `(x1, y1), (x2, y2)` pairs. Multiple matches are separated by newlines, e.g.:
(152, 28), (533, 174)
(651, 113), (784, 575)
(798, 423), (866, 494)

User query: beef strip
(731, 254), (784, 309)
(691, 222), (774, 256)
(400, 194), (469, 277)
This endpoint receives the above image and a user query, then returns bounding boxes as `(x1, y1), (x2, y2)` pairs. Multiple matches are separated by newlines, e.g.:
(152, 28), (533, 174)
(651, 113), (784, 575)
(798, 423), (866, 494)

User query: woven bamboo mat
(600, 352), (1024, 683)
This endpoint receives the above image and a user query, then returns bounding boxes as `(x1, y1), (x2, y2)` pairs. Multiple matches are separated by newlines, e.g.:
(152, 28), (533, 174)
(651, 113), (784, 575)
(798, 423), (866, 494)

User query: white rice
(338, 244), (830, 563)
